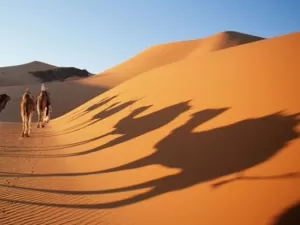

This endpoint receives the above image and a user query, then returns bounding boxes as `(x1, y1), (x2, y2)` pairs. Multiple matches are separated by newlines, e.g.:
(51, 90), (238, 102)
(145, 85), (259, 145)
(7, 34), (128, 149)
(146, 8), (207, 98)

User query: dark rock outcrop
(29, 67), (93, 82)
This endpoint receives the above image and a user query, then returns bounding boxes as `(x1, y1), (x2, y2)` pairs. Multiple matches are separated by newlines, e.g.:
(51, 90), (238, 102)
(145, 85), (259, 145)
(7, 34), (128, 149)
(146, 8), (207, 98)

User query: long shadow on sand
(67, 95), (118, 122)
(43, 97), (140, 137)
(0, 101), (191, 155)
(0, 109), (299, 209)
(0, 98), (137, 151)
(270, 201), (300, 225)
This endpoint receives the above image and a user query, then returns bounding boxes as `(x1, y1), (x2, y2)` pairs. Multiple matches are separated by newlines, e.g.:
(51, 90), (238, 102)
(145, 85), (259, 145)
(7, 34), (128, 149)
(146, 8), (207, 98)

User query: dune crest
(82, 31), (264, 88)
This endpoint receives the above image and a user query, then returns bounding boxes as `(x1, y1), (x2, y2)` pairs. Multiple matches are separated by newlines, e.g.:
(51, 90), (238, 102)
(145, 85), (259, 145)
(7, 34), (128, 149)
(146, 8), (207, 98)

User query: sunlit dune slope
(0, 32), (299, 225)
(55, 32), (300, 225)
(0, 61), (56, 86)
(82, 31), (264, 87)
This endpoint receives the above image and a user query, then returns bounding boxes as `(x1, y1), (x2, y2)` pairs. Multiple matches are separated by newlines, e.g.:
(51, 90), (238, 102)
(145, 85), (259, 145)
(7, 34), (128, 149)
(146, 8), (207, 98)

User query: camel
(36, 89), (51, 128)
(0, 94), (11, 114)
(20, 89), (35, 137)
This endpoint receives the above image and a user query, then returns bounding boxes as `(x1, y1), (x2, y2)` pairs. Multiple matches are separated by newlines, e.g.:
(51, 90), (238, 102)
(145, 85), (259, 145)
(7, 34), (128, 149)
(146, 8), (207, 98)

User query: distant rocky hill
(29, 67), (93, 82)
(0, 61), (93, 86)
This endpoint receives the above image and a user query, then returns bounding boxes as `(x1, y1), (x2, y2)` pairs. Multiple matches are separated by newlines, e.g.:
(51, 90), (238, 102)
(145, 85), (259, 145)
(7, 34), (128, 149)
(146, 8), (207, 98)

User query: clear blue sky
(0, 0), (299, 74)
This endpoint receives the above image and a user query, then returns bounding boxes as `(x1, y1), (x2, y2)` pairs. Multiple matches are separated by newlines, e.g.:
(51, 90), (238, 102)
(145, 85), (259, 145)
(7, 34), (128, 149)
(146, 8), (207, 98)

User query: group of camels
(0, 84), (52, 137)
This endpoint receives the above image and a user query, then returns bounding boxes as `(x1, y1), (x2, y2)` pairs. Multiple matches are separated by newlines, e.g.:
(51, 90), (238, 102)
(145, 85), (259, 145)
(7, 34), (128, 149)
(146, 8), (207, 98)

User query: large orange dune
(0, 31), (263, 123)
(0, 31), (300, 225)
(81, 31), (264, 87)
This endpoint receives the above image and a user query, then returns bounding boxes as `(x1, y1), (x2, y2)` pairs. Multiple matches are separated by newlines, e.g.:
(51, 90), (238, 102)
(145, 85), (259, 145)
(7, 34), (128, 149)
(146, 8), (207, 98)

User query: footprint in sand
(5, 180), (11, 185)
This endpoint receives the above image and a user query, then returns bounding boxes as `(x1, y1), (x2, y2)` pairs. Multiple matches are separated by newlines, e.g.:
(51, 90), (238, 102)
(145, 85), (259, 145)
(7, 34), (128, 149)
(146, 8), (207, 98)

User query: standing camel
(0, 94), (11, 114)
(36, 89), (51, 128)
(20, 89), (35, 137)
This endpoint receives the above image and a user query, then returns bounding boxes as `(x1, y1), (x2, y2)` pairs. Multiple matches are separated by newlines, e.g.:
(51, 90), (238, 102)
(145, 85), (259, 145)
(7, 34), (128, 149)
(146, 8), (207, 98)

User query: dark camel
(0, 94), (11, 114)
(36, 90), (51, 128)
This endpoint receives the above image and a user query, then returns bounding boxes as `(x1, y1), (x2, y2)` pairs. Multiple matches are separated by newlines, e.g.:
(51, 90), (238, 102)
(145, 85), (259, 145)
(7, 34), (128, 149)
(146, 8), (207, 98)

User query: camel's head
(22, 88), (32, 100)
(0, 94), (11, 102)
(0, 94), (11, 113)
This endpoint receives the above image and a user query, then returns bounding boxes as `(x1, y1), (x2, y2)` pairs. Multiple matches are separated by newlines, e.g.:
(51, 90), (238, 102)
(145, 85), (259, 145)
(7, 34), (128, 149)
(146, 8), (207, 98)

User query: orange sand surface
(0, 31), (299, 225)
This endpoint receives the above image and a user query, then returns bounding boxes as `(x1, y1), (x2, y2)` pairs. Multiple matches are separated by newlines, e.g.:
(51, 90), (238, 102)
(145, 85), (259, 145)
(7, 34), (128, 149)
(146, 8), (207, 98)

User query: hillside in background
(0, 61), (93, 87)
(29, 67), (93, 82)
(0, 61), (56, 86)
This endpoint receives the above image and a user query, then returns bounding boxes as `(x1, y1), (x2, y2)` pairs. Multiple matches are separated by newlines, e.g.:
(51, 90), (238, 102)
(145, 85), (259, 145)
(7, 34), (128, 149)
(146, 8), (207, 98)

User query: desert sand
(0, 31), (299, 225)
(0, 32), (263, 123)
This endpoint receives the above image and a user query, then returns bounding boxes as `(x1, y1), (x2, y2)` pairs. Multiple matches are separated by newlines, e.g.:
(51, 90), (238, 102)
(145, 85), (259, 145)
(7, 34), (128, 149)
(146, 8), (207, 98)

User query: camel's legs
(21, 122), (25, 137)
(46, 107), (51, 123)
(37, 110), (42, 128)
(27, 114), (32, 136)
(41, 110), (46, 128)
(24, 116), (29, 137)
(22, 117), (28, 137)
(21, 115), (26, 137)
(47, 106), (52, 123)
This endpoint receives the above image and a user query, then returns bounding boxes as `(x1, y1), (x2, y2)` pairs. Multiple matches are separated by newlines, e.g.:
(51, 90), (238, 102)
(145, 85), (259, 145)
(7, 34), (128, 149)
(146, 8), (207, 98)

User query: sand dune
(0, 31), (299, 225)
(0, 61), (56, 87)
(0, 31), (264, 122)
(83, 31), (264, 87)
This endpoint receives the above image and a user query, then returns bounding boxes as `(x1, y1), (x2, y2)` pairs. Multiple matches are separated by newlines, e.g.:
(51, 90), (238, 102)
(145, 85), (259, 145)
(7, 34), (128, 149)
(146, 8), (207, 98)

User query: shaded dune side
(0, 61), (57, 87)
(271, 201), (300, 225)
(82, 31), (264, 88)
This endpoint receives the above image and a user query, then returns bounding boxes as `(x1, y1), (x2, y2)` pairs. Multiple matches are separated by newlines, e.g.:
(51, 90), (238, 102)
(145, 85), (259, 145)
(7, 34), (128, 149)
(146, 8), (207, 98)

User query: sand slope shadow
(44, 98), (139, 137)
(0, 109), (299, 209)
(26, 101), (191, 157)
(68, 95), (118, 122)
(0, 101), (191, 156)
(271, 201), (300, 225)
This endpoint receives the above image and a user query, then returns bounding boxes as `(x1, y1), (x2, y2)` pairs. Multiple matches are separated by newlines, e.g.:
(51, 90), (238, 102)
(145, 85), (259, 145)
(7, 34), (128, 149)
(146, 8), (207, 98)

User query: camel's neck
(0, 101), (4, 111)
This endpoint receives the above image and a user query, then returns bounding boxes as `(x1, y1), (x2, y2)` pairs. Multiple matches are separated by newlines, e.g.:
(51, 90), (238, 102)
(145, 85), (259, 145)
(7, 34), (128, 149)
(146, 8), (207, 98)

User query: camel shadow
(68, 95), (118, 122)
(47, 100), (192, 157)
(46, 97), (139, 137)
(271, 201), (300, 225)
(1, 108), (299, 210)
(70, 108), (298, 207)
(0, 101), (192, 156)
